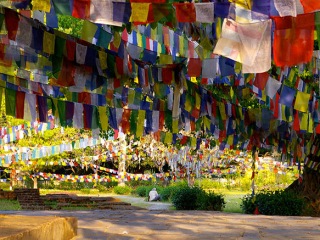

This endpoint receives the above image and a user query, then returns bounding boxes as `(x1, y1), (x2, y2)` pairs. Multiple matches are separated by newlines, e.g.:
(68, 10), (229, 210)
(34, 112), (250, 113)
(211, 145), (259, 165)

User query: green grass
(0, 199), (21, 210)
(223, 194), (244, 213)
(213, 190), (249, 213)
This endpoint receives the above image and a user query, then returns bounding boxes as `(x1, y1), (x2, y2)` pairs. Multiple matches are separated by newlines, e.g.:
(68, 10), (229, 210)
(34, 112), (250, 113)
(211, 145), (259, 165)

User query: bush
(171, 187), (202, 210)
(241, 190), (306, 216)
(133, 186), (149, 197)
(158, 186), (179, 201)
(197, 191), (225, 211)
(171, 186), (225, 211)
(113, 185), (132, 195)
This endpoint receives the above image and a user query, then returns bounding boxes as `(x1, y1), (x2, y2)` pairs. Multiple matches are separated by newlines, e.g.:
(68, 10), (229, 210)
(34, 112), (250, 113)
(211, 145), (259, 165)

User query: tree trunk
(33, 177), (38, 189)
(286, 167), (320, 216)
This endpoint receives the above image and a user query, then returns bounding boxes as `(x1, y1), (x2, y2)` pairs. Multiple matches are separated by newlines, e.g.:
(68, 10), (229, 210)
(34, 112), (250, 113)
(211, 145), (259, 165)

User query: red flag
(174, 3), (196, 23)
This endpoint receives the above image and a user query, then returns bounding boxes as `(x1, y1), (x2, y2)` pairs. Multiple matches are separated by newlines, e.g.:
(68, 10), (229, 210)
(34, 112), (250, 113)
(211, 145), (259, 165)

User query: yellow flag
(227, 135), (234, 146)
(131, 3), (150, 23)
(98, 51), (108, 70)
(98, 106), (109, 131)
(294, 91), (310, 113)
(179, 36), (184, 56)
(136, 110), (145, 137)
(164, 132), (173, 144)
(229, 0), (252, 9)
(300, 113), (308, 131)
(172, 119), (179, 133)
(159, 54), (173, 64)
(113, 31), (121, 49)
(81, 20), (98, 42)
(195, 92), (201, 109)
(308, 113), (314, 133)
(32, 0), (51, 12)
(185, 96), (192, 112)
(218, 102), (227, 120)
(43, 31), (55, 54)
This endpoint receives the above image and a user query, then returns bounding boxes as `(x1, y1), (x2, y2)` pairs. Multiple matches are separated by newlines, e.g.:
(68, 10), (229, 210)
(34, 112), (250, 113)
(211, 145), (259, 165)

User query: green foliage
(171, 186), (225, 211)
(0, 182), (10, 191)
(196, 178), (224, 190)
(0, 200), (21, 210)
(80, 188), (91, 194)
(158, 185), (179, 201)
(241, 190), (306, 216)
(197, 191), (225, 211)
(133, 186), (150, 197)
(113, 185), (132, 195)
(57, 15), (83, 38)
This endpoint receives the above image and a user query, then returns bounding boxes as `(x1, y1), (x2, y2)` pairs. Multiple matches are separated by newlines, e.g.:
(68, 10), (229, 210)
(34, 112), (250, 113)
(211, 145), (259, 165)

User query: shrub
(197, 191), (225, 211)
(113, 185), (132, 195)
(171, 186), (202, 210)
(133, 186), (149, 197)
(241, 190), (306, 216)
(171, 186), (225, 211)
(158, 186), (179, 201)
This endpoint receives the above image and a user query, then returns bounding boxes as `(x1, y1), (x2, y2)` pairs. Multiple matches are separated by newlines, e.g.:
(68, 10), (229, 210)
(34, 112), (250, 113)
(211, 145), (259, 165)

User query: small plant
(113, 185), (132, 195)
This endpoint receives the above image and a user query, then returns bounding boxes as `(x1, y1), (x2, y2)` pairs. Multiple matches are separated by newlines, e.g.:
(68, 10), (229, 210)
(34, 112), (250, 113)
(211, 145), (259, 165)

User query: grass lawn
(0, 199), (21, 210)
(214, 190), (250, 213)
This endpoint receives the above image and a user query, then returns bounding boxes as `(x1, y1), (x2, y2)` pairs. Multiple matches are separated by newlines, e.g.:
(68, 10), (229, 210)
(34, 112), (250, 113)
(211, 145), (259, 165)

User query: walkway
(1, 210), (319, 240)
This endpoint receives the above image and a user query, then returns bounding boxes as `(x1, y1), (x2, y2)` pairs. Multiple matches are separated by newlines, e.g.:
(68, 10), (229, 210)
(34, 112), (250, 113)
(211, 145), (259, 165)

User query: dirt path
(1, 210), (319, 240)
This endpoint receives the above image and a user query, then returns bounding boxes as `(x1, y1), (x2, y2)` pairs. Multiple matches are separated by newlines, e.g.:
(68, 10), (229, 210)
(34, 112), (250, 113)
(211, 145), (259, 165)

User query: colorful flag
(294, 91), (310, 113)
(272, 14), (315, 67)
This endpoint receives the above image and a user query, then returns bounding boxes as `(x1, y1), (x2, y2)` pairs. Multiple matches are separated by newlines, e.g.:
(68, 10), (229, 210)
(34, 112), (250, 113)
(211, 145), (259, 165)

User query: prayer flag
(274, 0), (297, 17)
(174, 3), (196, 23)
(131, 3), (151, 24)
(43, 31), (55, 55)
(90, 0), (124, 26)
(52, 0), (71, 15)
(253, 72), (269, 90)
(32, 0), (51, 12)
(194, 3), (214, 23)
(113, 2), (132, 23)
(279, 85), (296, 107)
(294, 91), (310, 113)
(272, 14), (315, 67)
(214, 18), (272, 73)
(299, 0), (320, 13)
(72, 0), (90, 19)
(81, 20), (98, 43)
(188, 58), (202, 77)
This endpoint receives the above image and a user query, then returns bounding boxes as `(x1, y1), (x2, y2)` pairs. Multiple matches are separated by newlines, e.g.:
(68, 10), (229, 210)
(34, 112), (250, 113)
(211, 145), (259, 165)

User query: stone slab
(0, 215), (77, 240)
